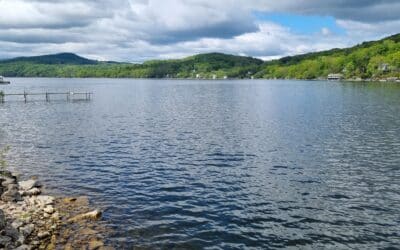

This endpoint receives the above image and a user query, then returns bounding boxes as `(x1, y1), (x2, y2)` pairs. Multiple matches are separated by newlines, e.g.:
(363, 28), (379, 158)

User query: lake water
(1, 78), (400, 249)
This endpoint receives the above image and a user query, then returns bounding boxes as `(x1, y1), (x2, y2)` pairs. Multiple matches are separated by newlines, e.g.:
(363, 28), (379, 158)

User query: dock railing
(0, 91), (92, 103)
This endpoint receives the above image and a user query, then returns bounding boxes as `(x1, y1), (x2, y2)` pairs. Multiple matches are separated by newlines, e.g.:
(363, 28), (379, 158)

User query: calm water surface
(0, 78), (399, 249)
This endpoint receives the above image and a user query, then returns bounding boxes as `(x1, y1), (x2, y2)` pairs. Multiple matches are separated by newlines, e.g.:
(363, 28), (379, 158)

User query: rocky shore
(0, 170), (113, 249)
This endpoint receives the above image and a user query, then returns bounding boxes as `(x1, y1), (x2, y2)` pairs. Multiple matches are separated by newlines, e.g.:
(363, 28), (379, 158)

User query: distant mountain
(0, 53), (98, 65)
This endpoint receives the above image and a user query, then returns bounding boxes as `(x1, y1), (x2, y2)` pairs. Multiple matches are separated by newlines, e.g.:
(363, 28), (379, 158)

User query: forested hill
(0, 33), (399, 80)
(254, 33), (400, 80)
(0, 52), (263, 78)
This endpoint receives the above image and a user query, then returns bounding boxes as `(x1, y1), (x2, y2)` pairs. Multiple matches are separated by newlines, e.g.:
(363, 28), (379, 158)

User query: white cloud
(0, 0), (398, 61)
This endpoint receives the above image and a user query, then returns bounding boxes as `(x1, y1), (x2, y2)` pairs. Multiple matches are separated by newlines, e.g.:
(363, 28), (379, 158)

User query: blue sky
(0, 0), (399, 61)
(253, 12), (346, 35)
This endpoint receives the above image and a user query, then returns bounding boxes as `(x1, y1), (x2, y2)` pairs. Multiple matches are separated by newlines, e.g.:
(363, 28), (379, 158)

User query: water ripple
(1, 78), (400, 249)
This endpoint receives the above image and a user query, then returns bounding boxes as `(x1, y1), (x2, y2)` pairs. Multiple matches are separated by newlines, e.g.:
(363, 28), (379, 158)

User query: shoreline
(2, 76), (400, 83)
(0, 170), (113, 249)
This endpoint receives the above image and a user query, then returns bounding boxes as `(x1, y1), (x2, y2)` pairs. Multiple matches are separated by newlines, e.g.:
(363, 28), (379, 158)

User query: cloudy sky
(0, 0), (399, 62)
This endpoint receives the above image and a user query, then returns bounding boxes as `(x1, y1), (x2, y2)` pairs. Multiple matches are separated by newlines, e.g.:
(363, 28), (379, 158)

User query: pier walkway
(0, 91), (92, 103)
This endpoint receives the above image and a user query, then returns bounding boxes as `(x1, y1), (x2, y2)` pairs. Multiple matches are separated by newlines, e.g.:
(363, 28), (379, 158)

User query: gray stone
(37, 231), (50, 239)
(35, 195), (54, 206)
(4, 225), (20, 241)
(44, 205), (55, 214)
(1, 188), (22, 202)
(21, 187), (41, 196)
(0, 235), (12, 247)
(20, 224), (34, 237)
(2, 177), (16, 186)
(68, 209), (102, 222)
(11, 220), (24, 229)
(17, 234), (26, 245)
(15, 244), (31, 250)
(7, 183), (19, 191)
(18, 179), (40, 191)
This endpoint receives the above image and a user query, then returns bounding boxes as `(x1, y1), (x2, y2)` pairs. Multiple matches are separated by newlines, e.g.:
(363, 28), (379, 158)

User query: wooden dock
(0, 91), (92, 103)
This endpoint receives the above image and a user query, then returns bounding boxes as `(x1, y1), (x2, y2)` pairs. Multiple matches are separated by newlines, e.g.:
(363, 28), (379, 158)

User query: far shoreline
(3, 76), (400, 83)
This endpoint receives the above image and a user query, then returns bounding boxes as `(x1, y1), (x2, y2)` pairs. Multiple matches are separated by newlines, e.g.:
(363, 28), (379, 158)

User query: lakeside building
(327, 73), (343, 80)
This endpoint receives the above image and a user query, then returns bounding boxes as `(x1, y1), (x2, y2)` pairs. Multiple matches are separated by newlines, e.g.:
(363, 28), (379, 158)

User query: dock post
(24, 91), (27, 103)
(46, 92), (49, 102)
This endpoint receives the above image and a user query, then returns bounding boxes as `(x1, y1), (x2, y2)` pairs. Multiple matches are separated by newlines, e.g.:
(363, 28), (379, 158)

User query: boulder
(15, 244), (31, 250)
(68, 210), (102, 222)
(21, 187), (41, 196)
(35, 195), (54, 206)
(19, 224), (34, 237)
(37, 231), (50, 239)
(44, 205), (55, 214)
(4, 225), (20, 241)
(0, 235), (12, 248)
(11, 220), (24, 229)
(1, 187), (22, 202)
(18, 179), (40, 191)
(2, 177), (17, 187)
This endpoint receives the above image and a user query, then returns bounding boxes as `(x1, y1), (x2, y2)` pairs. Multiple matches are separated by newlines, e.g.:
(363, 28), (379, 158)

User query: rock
(35, 195), (54, 206)
(68, 210), (102, 222)
(15, 244), (31, 250)
(21, 187), (41, 196)
(63, 196), (89, 206)
(7, 183), (19, 191)
(51, 212), (60, 220)
(2, 177), (16, 186)
(44, 205), (55, 214)
(4, 225), (20, 241)
(89, 239), (104, 250)
(0, 209), (6, 229)
(0, 235), (12, 247)
(17, 234), (26, 244)
(1, 188), (22, 202)
(11, 220), (24, 229)
(37, 231), (50, 239)
(18, 179), (40, 191)
(19, 224), (34, 237)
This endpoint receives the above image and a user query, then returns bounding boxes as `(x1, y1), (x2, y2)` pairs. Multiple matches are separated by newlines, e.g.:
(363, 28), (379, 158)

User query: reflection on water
(1, 78), (400, 249)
